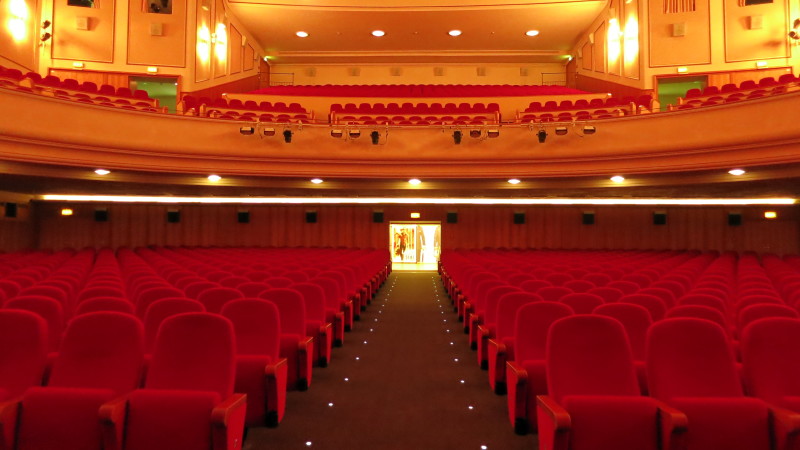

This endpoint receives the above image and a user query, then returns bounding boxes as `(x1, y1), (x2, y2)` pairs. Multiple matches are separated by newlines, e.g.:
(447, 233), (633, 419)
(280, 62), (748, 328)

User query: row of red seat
(684, 74), (798, 99)
(440, 249), (800, 447)
(673, 75), (800, 111)
(248, 84), (587, 97)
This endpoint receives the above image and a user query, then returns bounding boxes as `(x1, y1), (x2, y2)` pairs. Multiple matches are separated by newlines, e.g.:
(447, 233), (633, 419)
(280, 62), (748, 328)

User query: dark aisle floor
(244, 272), (536, 450)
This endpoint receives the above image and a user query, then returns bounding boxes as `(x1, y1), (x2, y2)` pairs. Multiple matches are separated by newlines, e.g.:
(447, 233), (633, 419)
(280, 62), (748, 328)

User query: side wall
(31, 203), (800, 255)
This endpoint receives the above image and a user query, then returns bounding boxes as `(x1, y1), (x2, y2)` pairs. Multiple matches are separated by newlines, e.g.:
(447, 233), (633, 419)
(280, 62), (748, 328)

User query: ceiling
(226, 0), (608, 64)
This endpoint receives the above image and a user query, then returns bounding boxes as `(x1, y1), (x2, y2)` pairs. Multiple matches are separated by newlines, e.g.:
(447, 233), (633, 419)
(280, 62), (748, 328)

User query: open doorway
(390, 222), (441, 271)
(656, 75), (707, 111)
(130, 76), (178, 113)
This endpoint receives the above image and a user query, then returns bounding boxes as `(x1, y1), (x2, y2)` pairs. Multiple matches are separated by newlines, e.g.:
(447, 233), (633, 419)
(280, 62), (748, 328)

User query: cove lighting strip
(41, 195), (796, 206)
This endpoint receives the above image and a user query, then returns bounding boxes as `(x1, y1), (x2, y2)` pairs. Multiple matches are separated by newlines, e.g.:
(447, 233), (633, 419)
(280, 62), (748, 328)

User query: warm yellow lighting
(147, 66), (158, 73)
(197, 25), (212, 62)
(448, 30), (461, 37)
(372, 30), (385, 37)
(207, 174), (221, 182)
(410, 212), (421, 219)
(764, 211), (777, 219)
(728, 169), (746, 176)
(610, 175), (626, 183)
(623, 17), (639, 63)
(607, 18), (622, 63)
(508, 179), (521, 185)
(408, 179), (422, 185)
(6, 0), (29, 42)
(756, 60), (768, 69)
(677, 67), (688, 73)
(310, 178), (324, 184)
(72, 62), (85, 69)
(40, 195), (797, 206)
(214, 23), (227, 62)
(296, 31), (309, 38)
(94, 169), (110, 175)
(525, 30), (540, 37)
(61, 208), (73, 216)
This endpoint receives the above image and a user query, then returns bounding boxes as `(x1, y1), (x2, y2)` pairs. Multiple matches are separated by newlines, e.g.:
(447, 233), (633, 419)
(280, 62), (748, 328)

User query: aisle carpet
(244, 272), (536, 450)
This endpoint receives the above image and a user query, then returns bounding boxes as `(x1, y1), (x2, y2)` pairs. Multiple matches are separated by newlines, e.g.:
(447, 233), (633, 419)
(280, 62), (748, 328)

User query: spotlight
(487, 129), (499, 138)
(42, 20), (51, 29)
(537, 129), (547, 143)
(583, 126), (597, 135)
(239, 126), (255, 135)
(283, 129), (292, 143)
(370, 131), (380, 145)
(262, 127), (275, 136)
(453, 130), (462, 144)
(349, 129), (361, 139)
(728, 168), (746, 176)
(469, 129), (481, 139)
(331, 129), (343, 138)
(555, 126), (568, 136)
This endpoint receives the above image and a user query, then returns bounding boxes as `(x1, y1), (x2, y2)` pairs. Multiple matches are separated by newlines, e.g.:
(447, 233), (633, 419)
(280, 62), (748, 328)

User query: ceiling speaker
(434, 67), (445, 77)
(672, 22), (687, 37)
(347, 67), (361, 77)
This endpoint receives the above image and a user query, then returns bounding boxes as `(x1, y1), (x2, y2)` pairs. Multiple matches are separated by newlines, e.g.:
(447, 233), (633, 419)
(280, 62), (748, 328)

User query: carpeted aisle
(244, 272), (536, 450)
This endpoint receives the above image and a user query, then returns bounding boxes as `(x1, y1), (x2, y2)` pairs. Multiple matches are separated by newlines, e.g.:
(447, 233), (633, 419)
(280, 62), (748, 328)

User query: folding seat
(218, 275), (250, 288)
(620, 293), (667, 321)
(463, 278), (505, 333)
(739, 79), (758, 90)
(678, 293), (728, 315)
(0, 279), (21, 301)
(290, 283), (335, 365)
(196, 287), (243, 314)
(3, 312), (144, 450)
(543, 101), (558, 111)
(544, 273), (573, 286)
(778, 74), (798, 84)
(472, 284), (520, 364)
(666, 305), (727, 331)
(737, 303), (798, 333)
(62, 78), (80, 90)
(0, 310), (48, 404)
(309, 276), (353, 331)
(537, 315), (685, 450)
(648, 318), (795, 450)
(135, 286), (186, 317)
(75, 297), (135, 316)
(259, 289), (314, 390)
(19, 285), (69, 310)
(537, 286), (573, 302)
(273, 102), (288, 112)
(506, 301), (574, 434)
(582, 273), (611, 287)
(101, 313), (246, 450)
(237, 282), (270, 297)
(519, 279), (552, 293)
(559, 293), (603, 314)
(606, 280), (640, 295)
(685, 88), (702, 98)
(562, 279), (594, 293)
(183, 280), (218, 299)
(734, 294), (783, 315)
(142, 298), (205, 353)
(687, 287), (728, 302)
(77, 285), (127, 303)
(5, 296), (64, 351)
(593, 302), (652, 393)
(220, 299), (288, 427)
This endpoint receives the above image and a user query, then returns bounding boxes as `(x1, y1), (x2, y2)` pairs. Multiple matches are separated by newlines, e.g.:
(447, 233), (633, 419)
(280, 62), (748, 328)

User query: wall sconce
(262, 127), (275, 136)
(370, 131), (380, 145)
(331, 129), (343, 138)
(453, 130), (462, 144)
(348, 129), (361, 139)
(239, 126), (255, 135)
(555, 126), (568, 136)
(283, 129), (293, 143)
(583, 126), (597, 135)
(487, 129), (500, 138)
(469, 129), (481, 139)
(537, 129), (547, 143)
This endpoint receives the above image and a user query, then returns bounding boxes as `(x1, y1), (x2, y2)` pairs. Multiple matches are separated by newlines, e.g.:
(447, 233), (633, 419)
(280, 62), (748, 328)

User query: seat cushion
(670, 397), (771, 450)
(562, 395), (659, 450)
(124, 389), (221, 450)
(18, 386), (116, 450)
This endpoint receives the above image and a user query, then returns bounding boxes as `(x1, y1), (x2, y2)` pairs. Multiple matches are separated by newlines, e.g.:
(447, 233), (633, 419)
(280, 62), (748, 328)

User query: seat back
(291, 282), (328, 323)
(259, 288), (307, 336)
(592, 302), (652, 360)
(143, 298), (206, 353)
(146, 313), (235, 398)
(559, 293), (604, 314)
(75, 297), (135, 316)
(0, 310), (48, 399)
(135, 286), (185, 317)
(547, 315), (640, 403)
(620, 294), (667, 321)
(647, 318), (742, 401)
(6, 296), (65, 351)
(220, 299), (281, 359)
(196, 287), (242, 314)
(738, 303), (798, 332)
(587, 286), (625, 303)
(741, 318), (800, 404)
(48, 312), (144, 395)
(666, 304), (727, 330)
(482, 285), (521, 324)
(514, 302), (573, 363)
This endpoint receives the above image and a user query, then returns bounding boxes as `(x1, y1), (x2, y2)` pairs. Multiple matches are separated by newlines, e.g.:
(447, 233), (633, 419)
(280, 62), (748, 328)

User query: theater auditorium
(1, 0), (800, 449)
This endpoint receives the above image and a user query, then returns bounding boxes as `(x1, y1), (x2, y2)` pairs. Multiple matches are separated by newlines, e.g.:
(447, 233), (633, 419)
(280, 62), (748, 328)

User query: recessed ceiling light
(408, 178), (421, 185)
(372, 30), (385, 37)
(207, 174), (221, 182)
(508, 178), (521, 185)
(448, 30), (461, 37)
(728, 169), (746, 176)
(310, 178), (324, 184)
(610, 175), (625, 183)
(94, 169), (110, 175)
(296, 31), (308, 38)
(526, 30), (540, 37)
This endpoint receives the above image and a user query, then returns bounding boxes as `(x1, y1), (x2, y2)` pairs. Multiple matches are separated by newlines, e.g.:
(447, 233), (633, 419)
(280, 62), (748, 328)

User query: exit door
(390, 222), (441, 264)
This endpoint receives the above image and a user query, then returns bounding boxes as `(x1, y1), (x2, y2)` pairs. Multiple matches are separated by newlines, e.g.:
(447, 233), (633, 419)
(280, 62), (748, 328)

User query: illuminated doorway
(390, 222), (441, 271)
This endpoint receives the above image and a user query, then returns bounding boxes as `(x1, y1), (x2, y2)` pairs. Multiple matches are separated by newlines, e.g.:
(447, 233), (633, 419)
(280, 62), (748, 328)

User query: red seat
(6, 296), (65, 351)
(221, 299), (288, 427)
(142, 298), (205, 353)
(537, 315), (684, 450)
(593, 302), (653, 393)
(196, 287), (243, 314)
(620, 293), (667, 321)
(259, 289), (314, 390)
(0, 310), (48, 404)
(559, 293), (603, 314)
(75, 297), (135, 316)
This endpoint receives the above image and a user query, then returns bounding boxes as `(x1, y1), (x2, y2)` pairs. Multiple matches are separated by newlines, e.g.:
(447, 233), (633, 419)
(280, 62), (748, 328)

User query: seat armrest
(264, 358), (289, 425)
(488, 338), (507, 391)
(298, 336), (314, 389)
(211, 394), (247, 450)
(0, 400), (21, 450)
(506, 361), (528, 431)
(769, 405), (800, 450)
(536, 395), (571, 450)
(653, 400), (688, 450)
(99, 395), (129, 450)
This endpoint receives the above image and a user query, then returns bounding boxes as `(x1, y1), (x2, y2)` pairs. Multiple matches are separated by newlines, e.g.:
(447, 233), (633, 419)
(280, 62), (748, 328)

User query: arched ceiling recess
(226, 0), (608, 64)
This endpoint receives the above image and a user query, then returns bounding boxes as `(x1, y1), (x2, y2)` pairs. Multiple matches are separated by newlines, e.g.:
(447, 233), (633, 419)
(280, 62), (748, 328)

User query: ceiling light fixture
(449, 30), (462, 36)
(526, 30), (540, 36)
(371, 30), (385, 37)
(610, 175), (626, 183)
(728, 169), (746, 176)
(310, 178), (323, 184)
(207, 174), (221, 182)
(508, 179), (521, 185)
(94, 169), (110, 175)
(408, 179), (422, 185)
(296, 31), (309, 38)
